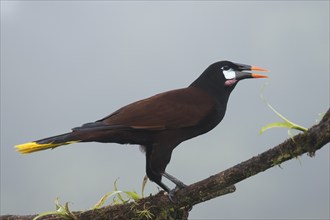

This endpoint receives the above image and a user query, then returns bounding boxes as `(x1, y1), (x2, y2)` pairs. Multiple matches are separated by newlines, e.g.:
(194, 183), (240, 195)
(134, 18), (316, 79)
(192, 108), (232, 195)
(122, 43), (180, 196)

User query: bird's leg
(162, 172), (187, 189)
(145, 146), (173, 193)
(155, 180), (171, 193)
(145, 145), (186, 201)
(161, 172), (187, 202)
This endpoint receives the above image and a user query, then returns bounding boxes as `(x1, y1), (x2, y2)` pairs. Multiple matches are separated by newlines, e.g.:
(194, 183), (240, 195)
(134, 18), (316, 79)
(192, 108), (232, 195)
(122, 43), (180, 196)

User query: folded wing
(74, 87), (216, 132)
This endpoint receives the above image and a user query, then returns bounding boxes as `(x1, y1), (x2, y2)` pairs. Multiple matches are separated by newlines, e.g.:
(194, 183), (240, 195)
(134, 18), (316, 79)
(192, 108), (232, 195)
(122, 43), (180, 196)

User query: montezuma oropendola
(16, 60), (268, 195)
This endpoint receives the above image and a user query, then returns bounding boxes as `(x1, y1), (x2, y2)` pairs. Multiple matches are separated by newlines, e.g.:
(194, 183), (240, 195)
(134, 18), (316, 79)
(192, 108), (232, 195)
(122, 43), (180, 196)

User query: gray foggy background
(1, 1), (329, 219)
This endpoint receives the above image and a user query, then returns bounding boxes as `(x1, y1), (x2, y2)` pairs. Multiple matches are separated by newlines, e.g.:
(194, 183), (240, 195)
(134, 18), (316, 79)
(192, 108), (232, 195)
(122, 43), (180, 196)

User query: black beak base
(235, 71), (254, 80)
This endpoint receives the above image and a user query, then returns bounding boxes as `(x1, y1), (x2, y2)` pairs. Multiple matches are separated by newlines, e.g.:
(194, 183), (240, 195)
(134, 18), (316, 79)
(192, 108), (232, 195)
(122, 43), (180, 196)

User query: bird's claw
(167, 184), (187, 203)
(168, 189), (176, 203)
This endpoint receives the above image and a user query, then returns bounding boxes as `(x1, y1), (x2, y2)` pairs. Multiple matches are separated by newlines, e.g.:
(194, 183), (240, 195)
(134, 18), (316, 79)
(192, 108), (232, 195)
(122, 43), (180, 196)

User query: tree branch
(2, 108), (329, 220)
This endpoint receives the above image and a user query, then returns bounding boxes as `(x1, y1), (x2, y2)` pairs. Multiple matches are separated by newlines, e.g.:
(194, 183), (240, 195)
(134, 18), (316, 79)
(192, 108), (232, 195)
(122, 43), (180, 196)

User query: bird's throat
(224, 79), (238, 86)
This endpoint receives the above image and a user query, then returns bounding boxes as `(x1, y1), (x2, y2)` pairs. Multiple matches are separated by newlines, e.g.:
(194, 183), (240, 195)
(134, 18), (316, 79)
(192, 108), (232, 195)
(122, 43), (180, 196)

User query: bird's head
(190, 60), (269, 95)
(217, 60), (269, 87)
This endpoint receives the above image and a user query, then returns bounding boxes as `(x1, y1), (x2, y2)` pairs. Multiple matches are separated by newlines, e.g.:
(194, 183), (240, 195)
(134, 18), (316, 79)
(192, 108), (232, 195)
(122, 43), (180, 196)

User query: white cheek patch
(223, 70), (236, 80)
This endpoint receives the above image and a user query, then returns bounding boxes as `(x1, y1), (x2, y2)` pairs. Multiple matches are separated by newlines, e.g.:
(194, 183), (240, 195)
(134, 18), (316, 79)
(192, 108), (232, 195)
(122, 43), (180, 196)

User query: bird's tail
(15, 132), (80, 154)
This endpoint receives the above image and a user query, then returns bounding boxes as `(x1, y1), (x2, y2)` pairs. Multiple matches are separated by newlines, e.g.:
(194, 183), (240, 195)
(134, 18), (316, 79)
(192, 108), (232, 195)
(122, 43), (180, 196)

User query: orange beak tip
(251, 66), (270, 72)
(251, 73), (269, 78)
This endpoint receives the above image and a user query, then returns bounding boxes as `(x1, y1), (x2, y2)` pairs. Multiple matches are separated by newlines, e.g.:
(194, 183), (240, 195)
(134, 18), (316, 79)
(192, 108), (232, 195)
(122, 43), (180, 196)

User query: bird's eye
(221, 66), (230, 71)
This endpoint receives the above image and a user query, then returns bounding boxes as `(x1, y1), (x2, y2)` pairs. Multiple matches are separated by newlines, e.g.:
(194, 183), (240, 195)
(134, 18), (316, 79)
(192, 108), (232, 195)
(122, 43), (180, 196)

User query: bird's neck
(189, 71), (236, 104)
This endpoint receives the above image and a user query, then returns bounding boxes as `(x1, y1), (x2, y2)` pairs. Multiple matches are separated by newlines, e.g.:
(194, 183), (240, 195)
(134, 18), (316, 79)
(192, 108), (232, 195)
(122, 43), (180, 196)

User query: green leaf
(260, 122), (292, 134)
(124, 191), (140, 200)
(114, 179), (126, 203)
(92, 178), (144, 209)
(260, 83), (307, 135)
(33, 198), (76, 220)
(141, 175), (148, 198)
(92, 191), (122, 209)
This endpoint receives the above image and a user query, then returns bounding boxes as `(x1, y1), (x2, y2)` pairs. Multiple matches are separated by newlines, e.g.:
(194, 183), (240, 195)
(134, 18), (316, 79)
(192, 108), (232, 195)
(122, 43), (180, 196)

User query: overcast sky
(1, 1), (329, 219)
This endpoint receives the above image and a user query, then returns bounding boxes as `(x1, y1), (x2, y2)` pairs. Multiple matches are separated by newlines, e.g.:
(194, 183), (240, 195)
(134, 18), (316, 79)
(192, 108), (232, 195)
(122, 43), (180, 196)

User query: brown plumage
(15, 60), (268, 196)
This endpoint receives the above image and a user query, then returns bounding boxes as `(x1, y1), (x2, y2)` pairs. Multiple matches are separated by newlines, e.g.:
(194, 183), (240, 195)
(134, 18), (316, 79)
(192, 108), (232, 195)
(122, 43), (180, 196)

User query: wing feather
(75, 87), (216, 132)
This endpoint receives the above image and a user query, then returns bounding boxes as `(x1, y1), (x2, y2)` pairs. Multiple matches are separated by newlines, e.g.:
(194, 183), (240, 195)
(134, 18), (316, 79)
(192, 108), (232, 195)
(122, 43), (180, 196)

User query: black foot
(168, 188), (178, 203)
(167, 184), (187, 203)
(163, 172), (187, 189)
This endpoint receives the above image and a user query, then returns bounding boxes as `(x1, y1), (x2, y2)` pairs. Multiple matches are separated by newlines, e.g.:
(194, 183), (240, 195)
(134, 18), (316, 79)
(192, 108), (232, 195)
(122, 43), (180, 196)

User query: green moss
(271, 152), (292, 166)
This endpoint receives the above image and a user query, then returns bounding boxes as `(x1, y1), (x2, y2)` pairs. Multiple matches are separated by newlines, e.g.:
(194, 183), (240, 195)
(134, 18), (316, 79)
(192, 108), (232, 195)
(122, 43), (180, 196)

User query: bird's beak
(234, 63), (269, 80)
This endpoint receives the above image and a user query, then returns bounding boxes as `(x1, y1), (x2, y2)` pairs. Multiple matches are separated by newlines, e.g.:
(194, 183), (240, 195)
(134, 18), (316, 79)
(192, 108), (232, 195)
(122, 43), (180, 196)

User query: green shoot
(141, 175), (148, 198)
(92, 177), (147, 209)
(132, 202), (155, 220)
(260, 83), (307, 135)
(33, 198), (76, 220)
(33, 177), (150, 218)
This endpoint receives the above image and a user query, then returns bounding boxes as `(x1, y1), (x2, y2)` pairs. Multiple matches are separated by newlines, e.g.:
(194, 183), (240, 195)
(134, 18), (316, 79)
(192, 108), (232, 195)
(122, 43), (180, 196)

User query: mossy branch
(2, 108), (329, 220)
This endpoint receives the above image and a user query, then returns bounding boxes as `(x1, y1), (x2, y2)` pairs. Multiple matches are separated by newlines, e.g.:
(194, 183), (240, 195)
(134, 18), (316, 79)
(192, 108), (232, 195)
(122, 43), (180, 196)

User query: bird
(15, 60), (268, 196)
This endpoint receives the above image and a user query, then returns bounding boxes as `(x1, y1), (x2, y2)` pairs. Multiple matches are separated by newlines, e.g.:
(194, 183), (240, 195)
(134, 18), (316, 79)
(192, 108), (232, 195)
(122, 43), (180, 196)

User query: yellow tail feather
(15, 141), (79, 154)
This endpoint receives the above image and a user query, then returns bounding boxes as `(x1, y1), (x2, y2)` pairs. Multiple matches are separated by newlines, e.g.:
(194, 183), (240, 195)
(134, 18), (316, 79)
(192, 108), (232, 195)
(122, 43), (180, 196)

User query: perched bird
(16, 60), (268, 195)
